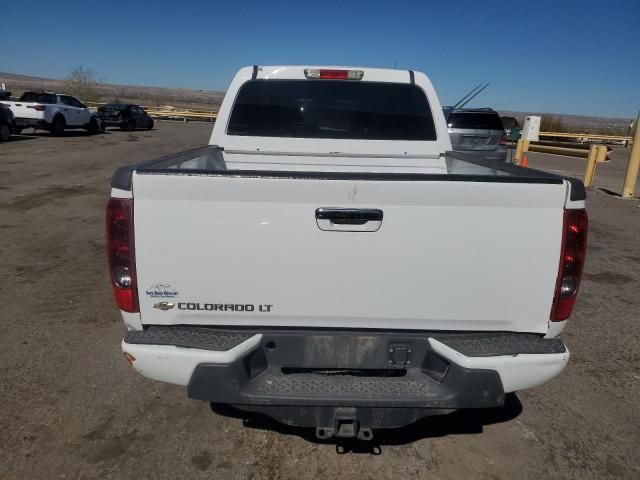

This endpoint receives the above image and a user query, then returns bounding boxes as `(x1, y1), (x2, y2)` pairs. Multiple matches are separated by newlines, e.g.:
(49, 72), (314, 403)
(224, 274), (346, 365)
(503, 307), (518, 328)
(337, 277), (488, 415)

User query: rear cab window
(227, 80), (437, 141)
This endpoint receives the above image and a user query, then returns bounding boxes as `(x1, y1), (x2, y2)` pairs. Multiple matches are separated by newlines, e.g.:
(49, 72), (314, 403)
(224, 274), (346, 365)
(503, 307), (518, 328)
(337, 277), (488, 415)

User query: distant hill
(499, 110), (632, 136)
(0, 72), (224, 111)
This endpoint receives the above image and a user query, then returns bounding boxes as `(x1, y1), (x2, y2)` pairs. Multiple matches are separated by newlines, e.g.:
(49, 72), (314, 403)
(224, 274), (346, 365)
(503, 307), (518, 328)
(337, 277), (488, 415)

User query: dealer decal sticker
(145, 283), (179, 298)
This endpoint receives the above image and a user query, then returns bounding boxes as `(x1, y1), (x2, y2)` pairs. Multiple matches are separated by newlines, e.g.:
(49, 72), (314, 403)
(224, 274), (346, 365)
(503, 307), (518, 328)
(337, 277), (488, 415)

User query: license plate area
(461, 135), (489, 145)
(260, 333), (429, 370)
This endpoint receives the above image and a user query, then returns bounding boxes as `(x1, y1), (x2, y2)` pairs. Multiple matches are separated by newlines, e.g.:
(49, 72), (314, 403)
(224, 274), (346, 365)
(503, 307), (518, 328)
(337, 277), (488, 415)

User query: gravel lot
(1, 123), (638, 479)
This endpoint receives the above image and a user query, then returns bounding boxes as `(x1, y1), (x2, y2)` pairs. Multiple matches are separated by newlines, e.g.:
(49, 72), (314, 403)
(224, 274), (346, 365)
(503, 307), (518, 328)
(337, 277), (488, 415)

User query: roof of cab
(248, 65), (418, 84)
(448, 107), (499, 114)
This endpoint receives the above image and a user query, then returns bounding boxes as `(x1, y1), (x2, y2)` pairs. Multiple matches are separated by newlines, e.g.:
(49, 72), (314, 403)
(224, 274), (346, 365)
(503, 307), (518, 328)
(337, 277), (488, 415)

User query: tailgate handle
(315, 208), (383, 232)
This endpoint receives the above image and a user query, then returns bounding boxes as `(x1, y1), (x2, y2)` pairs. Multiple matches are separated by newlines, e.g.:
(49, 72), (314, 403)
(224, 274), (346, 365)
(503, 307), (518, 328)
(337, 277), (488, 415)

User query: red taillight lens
(319, 69), (349, 80)
(28, 104), (46, 111)
(304, 69), (364, 80)
(106, 198), (138, 313)
(550, 209), (588, 321)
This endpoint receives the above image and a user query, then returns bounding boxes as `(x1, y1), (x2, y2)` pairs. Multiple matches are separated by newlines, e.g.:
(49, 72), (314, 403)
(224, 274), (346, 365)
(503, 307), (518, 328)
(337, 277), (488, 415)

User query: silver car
(445, 108), (507, 160)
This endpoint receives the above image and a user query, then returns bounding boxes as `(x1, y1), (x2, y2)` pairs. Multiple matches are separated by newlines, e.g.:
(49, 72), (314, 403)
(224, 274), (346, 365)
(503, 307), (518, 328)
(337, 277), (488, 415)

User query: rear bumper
(122, 327), (568, 395)
(122, 327), (568, 435)
(122, 332), (263, 385)
(14, 117), (49, 129)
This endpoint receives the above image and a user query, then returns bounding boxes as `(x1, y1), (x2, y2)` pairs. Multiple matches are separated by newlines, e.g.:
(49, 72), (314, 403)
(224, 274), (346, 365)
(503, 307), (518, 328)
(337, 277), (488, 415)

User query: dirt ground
(1, 123), (638, 479)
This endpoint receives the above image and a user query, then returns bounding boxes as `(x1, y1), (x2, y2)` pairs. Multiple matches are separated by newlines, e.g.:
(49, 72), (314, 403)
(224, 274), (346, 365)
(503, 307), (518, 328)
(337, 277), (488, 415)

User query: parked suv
(3, 91), (102, 135)
(98, 104), (154, 131)
(445, 108), (506, 160)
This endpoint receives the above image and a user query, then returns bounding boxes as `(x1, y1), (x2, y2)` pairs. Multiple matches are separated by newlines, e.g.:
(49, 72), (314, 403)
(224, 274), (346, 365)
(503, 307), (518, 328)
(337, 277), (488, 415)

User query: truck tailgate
(132, 172), (566, 334)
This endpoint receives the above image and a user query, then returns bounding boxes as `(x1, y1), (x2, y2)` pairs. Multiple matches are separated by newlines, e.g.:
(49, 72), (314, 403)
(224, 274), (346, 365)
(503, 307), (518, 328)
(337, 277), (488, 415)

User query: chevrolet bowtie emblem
(153, 302), (175, 311)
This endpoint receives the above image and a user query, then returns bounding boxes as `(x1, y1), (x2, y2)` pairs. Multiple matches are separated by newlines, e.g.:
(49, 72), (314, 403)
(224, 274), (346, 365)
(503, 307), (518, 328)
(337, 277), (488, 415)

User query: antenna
(457, 83), (490, 109)
(452, 84), (482, 109)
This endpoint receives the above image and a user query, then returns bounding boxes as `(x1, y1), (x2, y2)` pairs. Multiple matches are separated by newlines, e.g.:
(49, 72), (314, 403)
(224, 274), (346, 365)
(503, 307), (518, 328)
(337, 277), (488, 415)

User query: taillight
(106, 198), (138, 313)
(550, 209), (588, 321)
(28, 104), (47, 111)
(304, 69), (364, 80)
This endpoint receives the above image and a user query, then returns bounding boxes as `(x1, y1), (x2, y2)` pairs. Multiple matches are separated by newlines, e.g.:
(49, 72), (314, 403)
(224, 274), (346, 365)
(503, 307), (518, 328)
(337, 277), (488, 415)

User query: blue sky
(2, 0), (639, 118)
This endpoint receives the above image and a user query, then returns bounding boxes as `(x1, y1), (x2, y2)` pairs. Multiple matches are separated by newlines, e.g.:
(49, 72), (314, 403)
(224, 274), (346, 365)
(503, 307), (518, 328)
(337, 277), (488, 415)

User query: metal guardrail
(85, 102), (218, 121)
(146, 109), (218, 121)
(515, 139), (610, 188)
(539, 131), (632, 143)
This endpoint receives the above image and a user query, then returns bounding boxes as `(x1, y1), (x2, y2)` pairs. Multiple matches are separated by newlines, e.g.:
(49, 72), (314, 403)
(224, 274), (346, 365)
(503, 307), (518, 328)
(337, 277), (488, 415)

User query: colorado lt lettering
(177, 303), (273, 312)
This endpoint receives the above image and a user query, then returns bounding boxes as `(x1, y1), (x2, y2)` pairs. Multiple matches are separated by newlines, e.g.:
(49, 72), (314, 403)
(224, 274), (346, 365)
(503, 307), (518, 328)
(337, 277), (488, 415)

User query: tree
(540, 115), (565, 133)
(63, 66), (102, 103)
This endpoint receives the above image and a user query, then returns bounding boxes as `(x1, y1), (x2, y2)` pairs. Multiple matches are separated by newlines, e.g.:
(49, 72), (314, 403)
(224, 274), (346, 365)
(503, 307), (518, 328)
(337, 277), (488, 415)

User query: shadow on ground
(210, 393), (523, 454)
(103, 127), (157, 132)
(18, 130), (112, 138)
(7, 134), (39, 142)
(596, 187), (640, 200)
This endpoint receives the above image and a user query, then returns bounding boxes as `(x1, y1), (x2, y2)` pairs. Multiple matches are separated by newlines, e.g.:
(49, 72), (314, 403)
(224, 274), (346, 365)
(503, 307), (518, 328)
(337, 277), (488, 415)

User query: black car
(0, 104), (15, 142)
(97, 103), (154, 131)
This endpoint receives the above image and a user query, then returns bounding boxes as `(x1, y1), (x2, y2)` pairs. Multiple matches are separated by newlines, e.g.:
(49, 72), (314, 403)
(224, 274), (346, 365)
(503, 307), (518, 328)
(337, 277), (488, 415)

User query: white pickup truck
(2, 91), (101, 135)
(108, 66), (587, 440)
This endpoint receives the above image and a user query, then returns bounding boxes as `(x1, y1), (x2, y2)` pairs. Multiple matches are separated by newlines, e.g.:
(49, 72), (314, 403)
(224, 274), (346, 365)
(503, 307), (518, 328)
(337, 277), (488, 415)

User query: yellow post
(514, 139), (530, 165)
(521, 140), (530, 166)
(515, 139), (524, 164)
(622, 111), (640, 198)
(584, 145), (598, 188)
